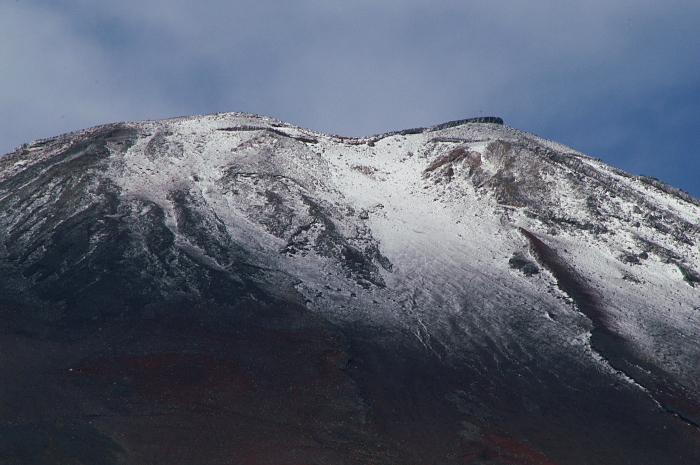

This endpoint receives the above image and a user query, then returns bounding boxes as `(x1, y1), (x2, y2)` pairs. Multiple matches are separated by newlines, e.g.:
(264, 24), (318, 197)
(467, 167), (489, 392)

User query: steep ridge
(1, 113), (699, 464)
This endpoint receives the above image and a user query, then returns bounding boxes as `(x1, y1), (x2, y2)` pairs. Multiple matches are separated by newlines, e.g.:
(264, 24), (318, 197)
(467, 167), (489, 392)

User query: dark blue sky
(2, 1), (699, 197)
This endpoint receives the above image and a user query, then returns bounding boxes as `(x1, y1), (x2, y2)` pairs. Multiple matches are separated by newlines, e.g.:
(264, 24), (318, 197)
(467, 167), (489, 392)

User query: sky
(2, 1), (699, 198)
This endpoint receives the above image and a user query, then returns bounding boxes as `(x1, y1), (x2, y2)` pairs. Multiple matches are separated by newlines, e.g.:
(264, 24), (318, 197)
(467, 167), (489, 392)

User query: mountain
(1, 112), (699, 464)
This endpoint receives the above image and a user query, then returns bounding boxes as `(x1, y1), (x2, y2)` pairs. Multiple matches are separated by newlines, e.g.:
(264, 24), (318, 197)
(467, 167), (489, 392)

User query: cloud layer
(2, 1), (699, 195)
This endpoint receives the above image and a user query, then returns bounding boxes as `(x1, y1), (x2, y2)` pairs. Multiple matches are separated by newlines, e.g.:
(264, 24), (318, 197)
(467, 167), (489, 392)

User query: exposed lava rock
(508, 252), (539, 276)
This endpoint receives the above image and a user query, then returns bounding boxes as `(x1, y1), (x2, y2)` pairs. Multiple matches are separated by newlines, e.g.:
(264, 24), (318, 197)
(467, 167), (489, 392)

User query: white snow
(93, 112), (700, 390)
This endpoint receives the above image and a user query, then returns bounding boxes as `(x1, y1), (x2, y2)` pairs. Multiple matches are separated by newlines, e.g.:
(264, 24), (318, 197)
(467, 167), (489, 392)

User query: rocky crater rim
(4, 113), (509, 157)
(3, 112), (700, 215)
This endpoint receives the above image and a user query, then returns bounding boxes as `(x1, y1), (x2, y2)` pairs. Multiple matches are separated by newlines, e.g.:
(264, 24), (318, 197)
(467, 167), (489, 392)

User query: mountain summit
(1, 113), (699, 464)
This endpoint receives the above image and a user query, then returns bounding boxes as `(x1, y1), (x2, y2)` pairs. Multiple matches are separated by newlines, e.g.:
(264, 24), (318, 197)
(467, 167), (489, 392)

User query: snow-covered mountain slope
(1, 112), (699, 464)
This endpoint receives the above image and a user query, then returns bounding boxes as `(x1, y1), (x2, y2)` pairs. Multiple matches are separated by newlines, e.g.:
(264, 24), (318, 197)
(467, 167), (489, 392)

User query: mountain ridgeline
(1, 113), (699, 464)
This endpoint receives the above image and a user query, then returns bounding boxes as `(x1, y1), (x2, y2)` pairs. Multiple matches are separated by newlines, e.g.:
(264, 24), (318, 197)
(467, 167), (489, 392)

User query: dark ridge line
(384, 117), (504, 137)
(428, 137), (492, 144)
(321, 117), (504, 146)
(429, 116), (504, 130)
(217, 126), (318, 144)
(635, 175), (700, 208)
(374, 117), (504, 141)
(518, 227), (700, 430)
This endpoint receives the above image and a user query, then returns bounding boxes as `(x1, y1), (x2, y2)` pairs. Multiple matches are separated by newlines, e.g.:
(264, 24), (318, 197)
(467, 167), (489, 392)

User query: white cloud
(0, 2), (178, 151)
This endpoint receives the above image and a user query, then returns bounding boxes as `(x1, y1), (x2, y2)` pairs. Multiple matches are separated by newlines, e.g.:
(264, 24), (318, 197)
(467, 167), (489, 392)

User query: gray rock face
(1, 113), (700, 464)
